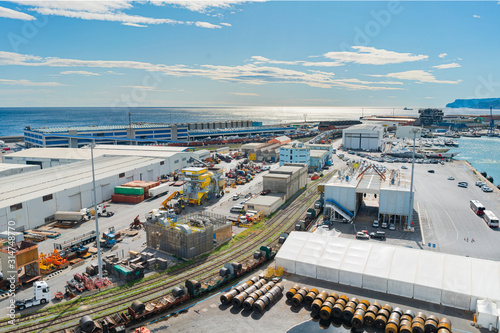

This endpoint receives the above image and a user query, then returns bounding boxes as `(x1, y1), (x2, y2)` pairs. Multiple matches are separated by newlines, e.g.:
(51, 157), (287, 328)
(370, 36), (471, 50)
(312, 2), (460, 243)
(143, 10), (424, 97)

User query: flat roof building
(342, 124), (383, 151)
(0, 145), (204, 230)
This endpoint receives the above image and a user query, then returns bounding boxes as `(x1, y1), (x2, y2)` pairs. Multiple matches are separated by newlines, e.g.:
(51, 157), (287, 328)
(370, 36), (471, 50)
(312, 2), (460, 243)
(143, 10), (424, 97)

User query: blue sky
(0, 1), (499, 107)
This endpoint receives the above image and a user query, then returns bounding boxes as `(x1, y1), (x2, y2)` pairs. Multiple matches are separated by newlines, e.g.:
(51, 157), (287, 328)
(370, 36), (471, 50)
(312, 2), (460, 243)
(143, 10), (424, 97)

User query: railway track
(4, 172), (334, 333)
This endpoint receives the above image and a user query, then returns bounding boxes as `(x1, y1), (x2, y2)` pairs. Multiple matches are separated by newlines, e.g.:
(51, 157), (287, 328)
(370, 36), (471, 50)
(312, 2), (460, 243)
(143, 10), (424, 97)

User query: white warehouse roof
(343, 124), (383, 133)
(0, 156), (163, 208)
(276, 232), (499, 311)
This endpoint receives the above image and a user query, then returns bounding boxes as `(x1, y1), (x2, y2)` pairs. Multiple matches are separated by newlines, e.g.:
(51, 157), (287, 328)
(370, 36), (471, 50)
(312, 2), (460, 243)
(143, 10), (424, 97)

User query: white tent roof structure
(275, 232), (500, 311)
(476, 299), (499, 329)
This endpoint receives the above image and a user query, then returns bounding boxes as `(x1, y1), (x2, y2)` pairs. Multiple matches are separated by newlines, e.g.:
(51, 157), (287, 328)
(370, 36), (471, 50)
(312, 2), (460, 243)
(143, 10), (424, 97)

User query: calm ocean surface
(0, 106), (497, 185)
(448, 137), (500, 187)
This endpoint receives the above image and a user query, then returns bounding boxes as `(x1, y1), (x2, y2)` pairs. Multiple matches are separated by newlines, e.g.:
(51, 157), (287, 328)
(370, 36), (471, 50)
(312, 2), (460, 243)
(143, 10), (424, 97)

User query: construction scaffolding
(145, 212), (231, 259)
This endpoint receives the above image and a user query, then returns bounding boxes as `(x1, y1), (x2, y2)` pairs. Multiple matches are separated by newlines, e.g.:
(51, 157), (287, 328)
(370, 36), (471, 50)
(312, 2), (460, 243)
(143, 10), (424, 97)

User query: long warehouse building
(276, 231), (497, 312)
(0, 146), (203, 230)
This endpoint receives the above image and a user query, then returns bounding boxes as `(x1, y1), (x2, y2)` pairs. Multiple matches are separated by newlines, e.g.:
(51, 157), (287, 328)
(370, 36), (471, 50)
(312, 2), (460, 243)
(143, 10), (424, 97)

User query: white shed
(342, 124), (383, 151)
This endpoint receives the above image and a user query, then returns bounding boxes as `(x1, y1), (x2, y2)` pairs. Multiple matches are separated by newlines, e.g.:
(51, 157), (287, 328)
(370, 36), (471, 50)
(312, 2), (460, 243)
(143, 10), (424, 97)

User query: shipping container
(114, 186), (144, 196)
(148, 183), (170, 197)
(111, 194), (144, 204)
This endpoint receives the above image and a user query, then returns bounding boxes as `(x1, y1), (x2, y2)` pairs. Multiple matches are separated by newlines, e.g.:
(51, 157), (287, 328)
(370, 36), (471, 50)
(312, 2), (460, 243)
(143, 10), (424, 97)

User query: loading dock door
(101, 184), (112, 201)
(68, 193), (82, 211)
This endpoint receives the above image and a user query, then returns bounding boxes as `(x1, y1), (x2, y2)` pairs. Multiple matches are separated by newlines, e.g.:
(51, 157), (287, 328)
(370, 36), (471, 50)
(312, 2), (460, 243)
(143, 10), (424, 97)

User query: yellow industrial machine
(182, 167), (225, 206)
(160, 190), (183, 211)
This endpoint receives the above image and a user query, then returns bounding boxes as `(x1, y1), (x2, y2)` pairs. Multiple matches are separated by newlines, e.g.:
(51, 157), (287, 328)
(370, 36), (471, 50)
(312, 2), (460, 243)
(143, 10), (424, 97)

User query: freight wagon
(64, 245), (276, 333)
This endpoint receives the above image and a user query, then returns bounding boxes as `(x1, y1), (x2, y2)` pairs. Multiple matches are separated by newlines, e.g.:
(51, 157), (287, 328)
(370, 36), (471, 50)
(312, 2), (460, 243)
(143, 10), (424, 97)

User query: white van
(230, 205), (245, 213)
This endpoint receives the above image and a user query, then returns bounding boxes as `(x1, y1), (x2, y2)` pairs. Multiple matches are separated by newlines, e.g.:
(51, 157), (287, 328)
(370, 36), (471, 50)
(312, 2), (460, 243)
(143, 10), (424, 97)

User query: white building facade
(342, 124), (383, 151)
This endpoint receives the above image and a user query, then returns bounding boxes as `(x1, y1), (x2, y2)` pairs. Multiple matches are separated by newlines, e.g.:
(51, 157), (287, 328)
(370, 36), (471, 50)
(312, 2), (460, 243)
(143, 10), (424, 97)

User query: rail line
(4, 172), (334, 333)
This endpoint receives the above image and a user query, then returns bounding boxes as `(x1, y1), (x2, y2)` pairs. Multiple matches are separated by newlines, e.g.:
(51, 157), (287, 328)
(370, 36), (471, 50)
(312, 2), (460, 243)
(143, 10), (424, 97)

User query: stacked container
(112, 186), (145, 203)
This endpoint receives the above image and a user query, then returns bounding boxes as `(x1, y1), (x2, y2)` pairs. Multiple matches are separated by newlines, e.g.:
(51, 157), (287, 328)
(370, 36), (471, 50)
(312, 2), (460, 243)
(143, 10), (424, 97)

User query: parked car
(232, 194), (240, 201)
(447, 176), (455, 180)
(372, 220), (379, 228)
(476, 181), (484, 187)
(401, 166), (408, 169)
(381, 221), (388, 229)
(370, 231), (386, 240)
(458, 183), (468, 188)
(356, 231), (369, 240)
(389, 223), (396, 231)
(482, 187), (493, 192)
(428, 170), (435, 173)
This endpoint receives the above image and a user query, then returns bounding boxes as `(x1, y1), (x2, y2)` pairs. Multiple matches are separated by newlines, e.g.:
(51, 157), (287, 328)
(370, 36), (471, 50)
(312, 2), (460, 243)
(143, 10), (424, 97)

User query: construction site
(145, 212), (232, 259)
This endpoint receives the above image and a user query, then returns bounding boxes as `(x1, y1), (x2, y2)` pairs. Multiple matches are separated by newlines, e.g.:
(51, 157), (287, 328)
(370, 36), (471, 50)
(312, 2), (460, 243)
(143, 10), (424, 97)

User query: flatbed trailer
(54, 231), (97, 250)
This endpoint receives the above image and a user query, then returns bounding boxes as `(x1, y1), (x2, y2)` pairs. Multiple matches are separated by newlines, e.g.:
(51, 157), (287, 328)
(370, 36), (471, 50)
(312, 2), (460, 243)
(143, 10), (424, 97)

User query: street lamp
(91, 142), (103, 279)
(407, 128), (419, 230)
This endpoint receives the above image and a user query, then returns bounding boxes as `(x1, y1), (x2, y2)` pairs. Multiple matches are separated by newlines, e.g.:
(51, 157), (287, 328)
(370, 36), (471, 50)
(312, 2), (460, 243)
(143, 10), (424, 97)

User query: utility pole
(408, 128), (419, 229)
(91, 143), (103, 279)
(128, 112), (132, 145)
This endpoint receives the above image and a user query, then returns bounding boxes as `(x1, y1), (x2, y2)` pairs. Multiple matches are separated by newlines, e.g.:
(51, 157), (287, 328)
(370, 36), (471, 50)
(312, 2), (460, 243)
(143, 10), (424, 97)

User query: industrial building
(276, 231), (498, 312)
(279, 142), (310, 166)
(145, 212), (231, 259)
(182, 167), (225, 205)
(342, 124), (383, 151)
(0, 163), (40, 178)
(323, 165), (411, 224)
(24, 121), (295, 148)
(279, 142), (333, 171)
(0, 240), (40, 285)
(0, 146), (204, 230)
(309, 150), (329, 172)
(241, 136), (291, 162)
(245, 164), (307, 215)
(244, 193), (285, 216)
(395, 126), (424, 139)
(1, 145), (197, 170)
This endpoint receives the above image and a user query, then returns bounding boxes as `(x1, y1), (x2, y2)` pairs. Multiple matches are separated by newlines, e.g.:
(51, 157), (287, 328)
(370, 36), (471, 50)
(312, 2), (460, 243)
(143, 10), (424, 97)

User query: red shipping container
(111, 194), (144, 204)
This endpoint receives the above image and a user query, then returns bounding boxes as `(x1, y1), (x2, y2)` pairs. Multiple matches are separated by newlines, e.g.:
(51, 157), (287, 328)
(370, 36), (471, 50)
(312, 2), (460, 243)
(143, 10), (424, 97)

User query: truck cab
(15, 281), (50, 310)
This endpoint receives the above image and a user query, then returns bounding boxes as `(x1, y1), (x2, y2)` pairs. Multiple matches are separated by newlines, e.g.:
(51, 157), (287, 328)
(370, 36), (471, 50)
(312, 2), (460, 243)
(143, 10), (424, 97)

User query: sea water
(448, 137), (500, 187)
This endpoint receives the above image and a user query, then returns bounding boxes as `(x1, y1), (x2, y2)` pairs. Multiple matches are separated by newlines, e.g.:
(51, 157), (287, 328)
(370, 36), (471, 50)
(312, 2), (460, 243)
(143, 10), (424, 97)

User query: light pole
(408, 128), (419, 230)
(91, 142), (103, 279)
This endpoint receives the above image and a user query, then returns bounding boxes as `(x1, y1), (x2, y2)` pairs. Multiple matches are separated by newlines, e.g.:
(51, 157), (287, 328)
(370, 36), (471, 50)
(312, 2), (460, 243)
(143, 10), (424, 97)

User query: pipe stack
(253, 282), (284, 313)
(351, 299), (370, 329)
(220, 276), (259, 304)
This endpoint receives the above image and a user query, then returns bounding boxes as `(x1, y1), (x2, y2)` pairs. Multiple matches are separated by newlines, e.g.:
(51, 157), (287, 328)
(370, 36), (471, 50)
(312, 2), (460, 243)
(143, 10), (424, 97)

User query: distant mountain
(446, 98), (500, 109)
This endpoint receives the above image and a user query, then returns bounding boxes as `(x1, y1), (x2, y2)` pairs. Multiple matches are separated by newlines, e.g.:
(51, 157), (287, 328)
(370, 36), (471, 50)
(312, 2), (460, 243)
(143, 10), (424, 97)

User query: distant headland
(446, 98), (500, 109)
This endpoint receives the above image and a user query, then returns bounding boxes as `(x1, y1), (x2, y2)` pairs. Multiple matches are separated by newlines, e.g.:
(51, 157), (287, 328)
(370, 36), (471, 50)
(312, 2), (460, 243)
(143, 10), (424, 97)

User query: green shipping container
(114, 186), (144, 195)
(114, 264), (131, 275)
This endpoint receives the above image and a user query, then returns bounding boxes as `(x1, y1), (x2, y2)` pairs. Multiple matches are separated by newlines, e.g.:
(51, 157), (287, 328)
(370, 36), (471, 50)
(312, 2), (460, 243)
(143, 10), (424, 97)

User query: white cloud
(0, 89), (53, 95)
(0, 51), (403, 91)
(323, 46), (428, 65)
(0, 5), (35, 20)
(438, 53), (447, 58)
(432, 63), (461, 69)
(30, 7), (180, 25)
(473, 14), (480, 18)
(195, 21), (222, 29)
(7, 1), (227, 28)
(231, 92), (259, 96)
(425, 97), (436, 99)
(122, 22), (148, 27)
(149, 1), (266, 13)
(105, 71), (124, 75)
(369, 70), (462, 84)
(60, 70), (100, 76)
(250, 56), (343, 67)
(121, 85), (179, 92)
(0, 78), (66, 86)
(220, 22), (231, 26)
